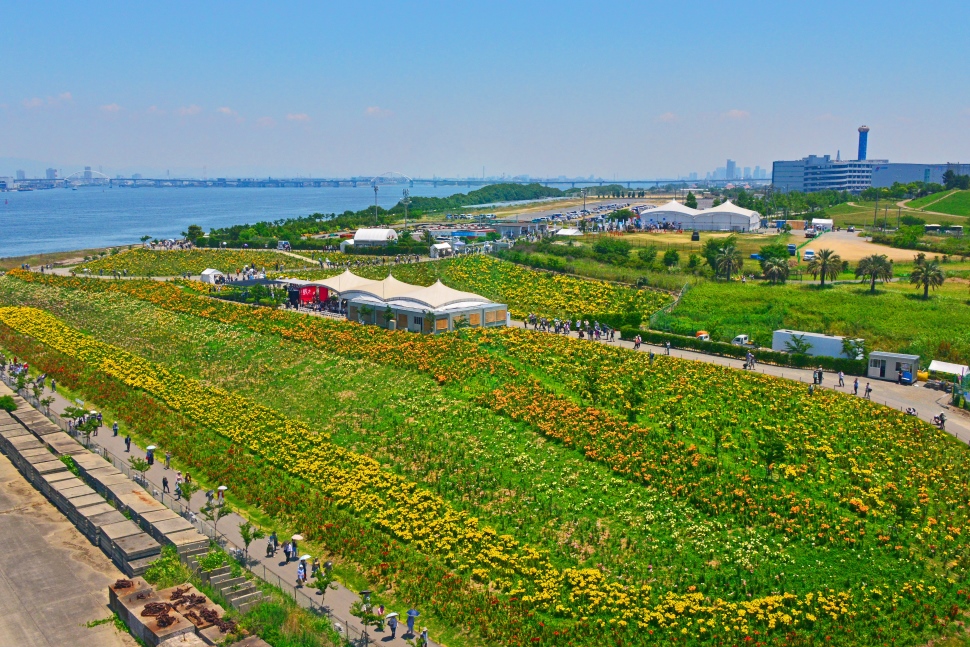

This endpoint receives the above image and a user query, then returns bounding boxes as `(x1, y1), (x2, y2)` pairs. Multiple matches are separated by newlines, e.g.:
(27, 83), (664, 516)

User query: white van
(802, 249), (816, 262)
(731, 334), (751, 346)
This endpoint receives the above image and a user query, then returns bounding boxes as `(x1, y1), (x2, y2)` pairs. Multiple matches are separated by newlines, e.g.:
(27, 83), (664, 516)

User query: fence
(1, 373), (384, 647)
(648, 282), (689, 328)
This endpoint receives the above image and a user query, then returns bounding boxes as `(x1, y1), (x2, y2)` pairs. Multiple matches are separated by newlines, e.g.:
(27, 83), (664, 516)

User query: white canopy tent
(928, 360), (969, 378)
(692, 201), (762, 231)
(644, 200), (700, 221)
(812, 218), (834, 231)
(200, 268), (225, 284)
(556, 228), (583, 236)
(353, 228), (398, 246)
(390, 280), (491, 310)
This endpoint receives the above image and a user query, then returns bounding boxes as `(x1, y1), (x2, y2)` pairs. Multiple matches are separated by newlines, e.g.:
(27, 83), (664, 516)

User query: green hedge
(617, 328), (867, 375)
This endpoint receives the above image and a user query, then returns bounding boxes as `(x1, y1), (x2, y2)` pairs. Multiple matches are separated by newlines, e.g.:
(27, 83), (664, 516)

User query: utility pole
(581, 188), (588, 214)
(403, 188), (410, 230)
(373, 184), (379, 225)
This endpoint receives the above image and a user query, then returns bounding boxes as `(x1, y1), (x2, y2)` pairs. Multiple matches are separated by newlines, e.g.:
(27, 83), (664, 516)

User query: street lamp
(373, 185), (379, 225)
(403, 188), (410, 231)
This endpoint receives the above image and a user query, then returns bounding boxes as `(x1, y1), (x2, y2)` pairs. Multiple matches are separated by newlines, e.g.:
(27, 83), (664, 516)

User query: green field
(907, 189), (961, 210)
(4, 269), (970, 646)
(908, 190), (970, 217)
(654, 278), (970, 361)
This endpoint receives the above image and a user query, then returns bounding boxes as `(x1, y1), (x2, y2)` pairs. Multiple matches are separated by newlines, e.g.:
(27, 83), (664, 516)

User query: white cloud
(365, 106), (393, 118)
(147, 105), (165, 115)
(723, 109), (750, 120)
(178, 104), (202, 116)
(286, 113), (310, 122)
(22, 97), (44, 109)
(100, 103), (122, 113)
(256, 116), (275, 127)
(217, 106), (236, 115)
(56, 92), (72, 103)
(656, 112), (678, 123)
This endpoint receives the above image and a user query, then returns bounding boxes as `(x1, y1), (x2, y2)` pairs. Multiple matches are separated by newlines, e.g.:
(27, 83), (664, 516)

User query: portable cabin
(867, 351), (920, 384)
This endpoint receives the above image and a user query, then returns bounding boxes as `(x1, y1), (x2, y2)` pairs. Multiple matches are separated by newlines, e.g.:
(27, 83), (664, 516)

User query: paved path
(0, 442), (137, 646)
(22, 380), (433, 647)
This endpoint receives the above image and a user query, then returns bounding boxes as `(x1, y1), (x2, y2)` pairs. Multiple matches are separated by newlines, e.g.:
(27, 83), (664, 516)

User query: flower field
(74, 248), (317, 275)
(2, 269), (970, 645)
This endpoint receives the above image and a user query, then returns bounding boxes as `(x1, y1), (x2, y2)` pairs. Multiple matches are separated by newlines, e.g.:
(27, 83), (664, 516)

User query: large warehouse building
(646, 200), (761, 231)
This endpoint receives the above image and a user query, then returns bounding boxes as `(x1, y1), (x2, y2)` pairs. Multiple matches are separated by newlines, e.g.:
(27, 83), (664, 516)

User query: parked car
(731, 334), (751, 346)
(695, 331), (710, 341)
(803, 249), (816, 262)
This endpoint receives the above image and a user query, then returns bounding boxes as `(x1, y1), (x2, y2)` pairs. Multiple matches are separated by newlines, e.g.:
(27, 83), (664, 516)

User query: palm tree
(910, 260), (945, 299)
(715, 245), (743, 281)
(855, 254), (894, 293)
(807, 249), (842, 287)
(762, 257), (790, 284)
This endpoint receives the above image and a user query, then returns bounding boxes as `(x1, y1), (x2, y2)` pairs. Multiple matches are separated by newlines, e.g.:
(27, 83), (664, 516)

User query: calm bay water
(0, 184), (469, 258)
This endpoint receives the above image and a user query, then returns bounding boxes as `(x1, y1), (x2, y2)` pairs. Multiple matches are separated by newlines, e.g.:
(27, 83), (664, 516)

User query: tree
(140, 235), (152, 243)
(39, 396), (55, 415)
(129, 457), (151, 485)
(702, 234), (737, 270)
(638, 246), (659, 266)
(807, 249), (842, 287)
(841, 337), (866, 359)
(762, 257), (790, 284)
(201, 502), (234, 536)
(309, 566), (338, 599)
(238, 521), (265, 561)
(178, 478), (200, 504)
(662, 249), (680, 267)
(910, 258), (945, 299)
(715, 245), (743, 281)
(855, 254), (893, 293)
(784, 334), (812, 355)
(684, 191), (698, 209)
(350, 600), (381, 636)
(183, 224), (204, 242)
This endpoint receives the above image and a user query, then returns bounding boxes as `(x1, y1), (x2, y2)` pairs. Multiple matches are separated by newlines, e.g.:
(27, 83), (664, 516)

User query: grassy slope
(74, 248), (316, 275)
(654, 279), (970, 360)
(907, 189), (960, 210)
(5, 273), (970, 644)
(0, 276), (732, 588)
(918, 190), (970, 217)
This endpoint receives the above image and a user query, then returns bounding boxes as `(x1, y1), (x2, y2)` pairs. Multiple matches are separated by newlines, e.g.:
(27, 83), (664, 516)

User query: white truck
(772, 329), (862, 358)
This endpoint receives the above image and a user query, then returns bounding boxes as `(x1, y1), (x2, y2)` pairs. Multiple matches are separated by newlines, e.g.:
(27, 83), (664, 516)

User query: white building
(353, 228), (398, 247)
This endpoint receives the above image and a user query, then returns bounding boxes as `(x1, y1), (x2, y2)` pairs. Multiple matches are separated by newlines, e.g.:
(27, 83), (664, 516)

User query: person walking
(648, 349), (655, 365)
(838, 371), (845, 387)
(162, 477), (170, 494)
(174, 481), (182, 501)
(421, 627), (429, 647)
(388, 614), (399, 639)
(864, 382), (872, 400)
(124, 433), (132, 452)
(406, 609), (418, 636)
(50, 378), (56, 393)
(665, 340), (671, 355)
(165, 451), (171, 470)
(112, 421), (119, 436)
(853, 378), (859, 395)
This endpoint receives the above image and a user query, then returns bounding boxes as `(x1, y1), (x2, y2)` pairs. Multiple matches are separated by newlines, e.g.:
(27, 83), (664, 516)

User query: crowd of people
(525, 314), (618, 341)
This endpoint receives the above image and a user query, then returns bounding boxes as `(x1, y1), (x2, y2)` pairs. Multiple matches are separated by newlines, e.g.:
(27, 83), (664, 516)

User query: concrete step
(124, 554), (160, 577)
(232, 592), (263, 612)
(225, 586), (259, 604)
(216, 576), (249, 592)
(208, 572), (234, 588)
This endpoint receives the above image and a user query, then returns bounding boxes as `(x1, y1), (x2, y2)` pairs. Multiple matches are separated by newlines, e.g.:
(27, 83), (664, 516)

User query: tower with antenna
(857, 126), (870, 161)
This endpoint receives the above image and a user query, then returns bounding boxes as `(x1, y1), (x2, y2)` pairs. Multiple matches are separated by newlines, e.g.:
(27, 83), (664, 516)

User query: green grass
(911, 190), (970, 217)
(907, 189), (960, 210)
(654, 278), (970, 360)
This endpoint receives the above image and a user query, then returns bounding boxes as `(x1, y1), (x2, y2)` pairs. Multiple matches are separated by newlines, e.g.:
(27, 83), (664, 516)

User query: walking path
(12, 379), (431, 647)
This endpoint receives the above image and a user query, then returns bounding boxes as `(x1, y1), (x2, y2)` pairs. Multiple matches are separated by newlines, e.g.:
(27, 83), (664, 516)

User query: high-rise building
(857, 126), (870, 161)
(743, 167), (752, 180)
(688, 172), (698, 181)
(726, 160), (737, 180)
(45, 168), (57, 179)
(772, 155), (883, 192)
(871, 163), (970, 187)
(16, 170), (26, 180)
(754, 165), (762, 179)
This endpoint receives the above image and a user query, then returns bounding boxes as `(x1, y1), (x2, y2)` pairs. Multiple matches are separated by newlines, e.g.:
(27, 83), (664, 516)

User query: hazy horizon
(2, 1), (968, 180)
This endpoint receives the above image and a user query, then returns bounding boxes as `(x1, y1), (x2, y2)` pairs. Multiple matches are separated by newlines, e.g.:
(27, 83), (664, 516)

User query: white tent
(811, 218), (834, 231)
(647, 200), (701, 220)
(430, 242), (452, 259)
(928, 360), (969, 378)
(200, 268), (225, 284)
(353, 228), (398, 246)
(556, 228), (583, 236)
(312, 269), (381, 293)
(691, 201), (762, 231)
(391, 280), (491, 310)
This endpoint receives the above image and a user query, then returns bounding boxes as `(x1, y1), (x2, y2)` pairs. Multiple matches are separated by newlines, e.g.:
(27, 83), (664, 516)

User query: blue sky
(2, 1), (968, 179)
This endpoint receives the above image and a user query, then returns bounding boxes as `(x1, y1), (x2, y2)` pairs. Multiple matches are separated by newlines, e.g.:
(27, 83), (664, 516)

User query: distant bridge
(12, 175), (769, 190)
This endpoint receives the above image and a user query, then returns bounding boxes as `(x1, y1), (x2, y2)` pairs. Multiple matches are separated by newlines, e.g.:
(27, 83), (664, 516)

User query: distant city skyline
(2, 2), (968, 179)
